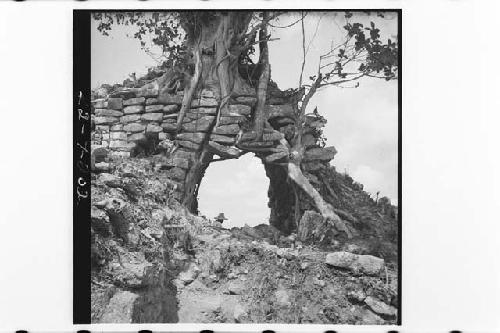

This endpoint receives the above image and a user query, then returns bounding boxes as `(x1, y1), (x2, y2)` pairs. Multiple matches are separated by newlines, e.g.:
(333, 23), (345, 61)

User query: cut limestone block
(145, 104), (164, 113)
(128, 132), (147, 142)
(222, 104), (251, 116)
(107, 97), (123, 110)
(92, 99), (108, 109)
(176, 132), (205, 144)
(95, 116), (119, 125)
(120, 114), (141, 123)
(207, 141), (242, 159)
(325, 251), (385, 276)
(210, 134), (236, 145)
(111, 124), (123, 131)
(181, 116), (214, 132)
(213, 124), (239, 135)
(146, 123), (163, 133)
(303, 146), (337, 161)
(145, 98), (158, 105)
(141, 113), (163, 122)
(123, 97), (145, 106)
(177, 140), (199, 150)
(110, 131), (127, 140)
(95, 109), (123, 117)
(123, 105), (144, 114)
(266, 104), (295, 120)
(158, 93), (183, 105)
(161, 122), (177, 132)
(163, 105), (179, 114)
(123, 123), (145, 133)
(165, 167), (186, 181)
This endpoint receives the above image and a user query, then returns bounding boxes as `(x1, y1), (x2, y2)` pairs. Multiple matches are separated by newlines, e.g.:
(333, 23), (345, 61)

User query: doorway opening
(197, 153), (270, 228)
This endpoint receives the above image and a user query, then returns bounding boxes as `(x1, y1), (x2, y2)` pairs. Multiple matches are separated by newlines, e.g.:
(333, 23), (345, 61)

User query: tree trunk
(253, 12), (270, 141)
(287, 162), (352, 238)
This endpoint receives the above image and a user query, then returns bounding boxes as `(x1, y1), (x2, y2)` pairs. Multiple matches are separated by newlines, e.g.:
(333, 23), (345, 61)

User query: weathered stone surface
(200, 89), (215, 98)
(95, 125), (110, 133)
(297, 211), (333, 244)
(145, 104), (164, 113)
(109, 151), (130, 159)
(210, 134), (235, 145)
(190, 96), (217, 107)
(181, 116), (214, 132)
(109, 89), (137, 99)
(145, 97), (158, 105)
(158, 93), (183, 105)
(95, 116), (119, 125)
(193, 107), (217, 115)
(207, 141), (242, 158)
(177, 140), (199, 150)
(161, 122), (177, 132)
(304, 146), (337, 161)
(136, 82), (159, 97)
(178, 263), (200, 285)
(120, 114), (141, 123)
(234, 95), (257, 106)
(165, 167), (186, 181)
(110, 124), (123, 131)
(325, 251), (385, 276)
(213, 124), (240, 135)
(174, 149), (195, 160)
(98, 291), (139, 323)
(91, 206), (111, 236)
(141, 113), (163, 122)
(123, 97), (145, 106)
(146, 123), (163, 133)
(266, 104), (295, 119)
(364, 296), (397, 318)
(238, 141), (275, 149)
(109, 140), (136, 151)
(302, 133), (318, 147)
(107, 97), (123, 110)
(113, 251), (153, 288)
(128, 132), (147, 142)
(218, 115), (246, 125)
(95, 109), (123, 117)
(123, 105), (144, 114)
(158, 132), (169, 141)
(268, 96), (287, 105)
(223, 104), (251, 116)
(110, 131), (127, 140)
(275, 117), (296, 126)
(176, 132), (205, 144)
(98, 173), (121, 187)
(240, 130), (284, 142)
(123, 123), (145, 133)
(162, 104), (179, 114)
(264, 150), (289, 163)
(92, 98), (107, 109)
(94, 161), (111, 172)
(164, 157), (190, 169)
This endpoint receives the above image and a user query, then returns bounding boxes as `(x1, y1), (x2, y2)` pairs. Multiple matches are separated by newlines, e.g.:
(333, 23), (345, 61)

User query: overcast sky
(91, 12), (398, 228)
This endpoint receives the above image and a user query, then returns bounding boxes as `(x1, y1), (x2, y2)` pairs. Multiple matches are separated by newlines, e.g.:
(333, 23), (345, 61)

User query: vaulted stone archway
(92, 68), (346, 237)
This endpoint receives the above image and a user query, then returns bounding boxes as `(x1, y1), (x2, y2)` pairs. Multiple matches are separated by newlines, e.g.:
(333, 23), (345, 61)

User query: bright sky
(91, 12), (398, 228)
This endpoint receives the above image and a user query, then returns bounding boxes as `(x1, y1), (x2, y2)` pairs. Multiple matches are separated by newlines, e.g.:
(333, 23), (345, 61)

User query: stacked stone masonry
(91, 70), (339, 231)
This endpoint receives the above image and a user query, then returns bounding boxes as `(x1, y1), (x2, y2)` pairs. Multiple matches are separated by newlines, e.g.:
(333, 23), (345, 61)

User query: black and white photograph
(81, 10), (401, 325)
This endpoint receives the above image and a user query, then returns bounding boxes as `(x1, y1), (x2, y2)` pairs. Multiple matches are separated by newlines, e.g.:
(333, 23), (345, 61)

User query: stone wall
(91, 68), (340, 234)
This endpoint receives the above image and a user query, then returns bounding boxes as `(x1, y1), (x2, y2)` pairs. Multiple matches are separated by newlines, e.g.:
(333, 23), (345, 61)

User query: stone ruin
(91, 66), (342, 235)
